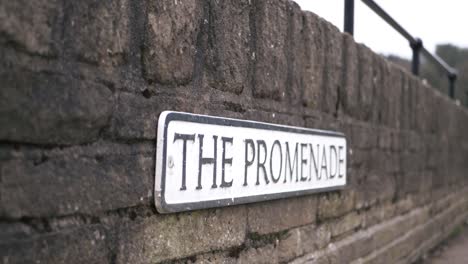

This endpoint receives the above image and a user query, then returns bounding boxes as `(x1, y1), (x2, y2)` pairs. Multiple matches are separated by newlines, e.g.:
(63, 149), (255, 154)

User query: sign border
(155, 111), (347, 213)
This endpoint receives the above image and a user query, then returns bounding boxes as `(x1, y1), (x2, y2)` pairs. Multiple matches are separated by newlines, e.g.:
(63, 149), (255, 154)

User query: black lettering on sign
(309, 143), (319, 181)
(243, 139), (255, 186)
(284, 142), (299, 183)
(270, 140), (283, 183)
(300, 143), (308, 182)
(338, 146), (345, 178)
(329, 145), (338, 179)
(221, 137), (233, 188)
(256, 140), (269, 185)
(173, 133), (195, 191)
(320, 146), (328, 179)
(197, 134), (218, 190)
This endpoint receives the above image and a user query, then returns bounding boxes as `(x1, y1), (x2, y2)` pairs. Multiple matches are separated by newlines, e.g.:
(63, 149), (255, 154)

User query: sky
(294, 0), (468, 59)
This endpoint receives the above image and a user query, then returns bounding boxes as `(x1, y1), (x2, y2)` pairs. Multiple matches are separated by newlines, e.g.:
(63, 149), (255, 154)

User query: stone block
(116, 207), (246, 263)
(0, 69), (113, 145)
(319, 18), (343, 114)
(252, 0), (288, 100)
(356, 44), (374, 121)
(330, 212), (361, 238)
(238, 244), (278, 264)
(361, 202), (395, 228)
(355, 173), (396, 208)
(346, 123), (376, 150)
(276, 229), (304, 263)
(299, 224), (331, 252)
(340, 34), (359, 118)
(143, 0), (203, 85)
(0, 0), (58, 56)
(0, 142), (154, 218)
(204, 0), (250, 94)
(317, 190), (356, 220)
(388, 67), (403, 129)
(328, 230), (373, 264)
(109, 93), (160, 140)
(287, 1), (306, 105)
(65, 0), (130, 66)
(302, 12), (324, 109)
(399, 73), (412, 130)
(0, 224), (109, 264)
(249, 224), (331, 263)
(247, 195), (317, 234)
(369, 52), (386, 124)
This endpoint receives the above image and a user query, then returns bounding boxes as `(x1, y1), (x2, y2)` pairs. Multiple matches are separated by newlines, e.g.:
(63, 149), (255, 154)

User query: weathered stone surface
(238, 244), (278, 264)
(297, 224), (331, 252)
(204, 0), (250, 94)
(252, 224), (331, 263)
(287, 1), (306, 105)
(369, 52), (386, 124)
(330, 212), (362, 238)
(317, 190), (356, 220)
(187, 251), (236, 264)
(115, 207), (246, 263)
(0, 142), (153, 218)
(143, 0), (203, 85)
(355, 172), (396, 209)
(388, 66), (403, 129)
(361, 202), (395, 228)
(0, 0), (58, 56)
(0, 70), (113, 145)
(302, 11), (324, 109)
(109, 93), (160, 140)
(252, 0), (288, 100)
(65, 0), (129, 66)
(319, 18), (343, 114)
(247, 196), (317, 235)
(356, 44), (374, 121)
(399, 73), (412, 130)
(341, 33), (359, 118)
(0, 224), (109, 264)
(328, 230), (373, 264)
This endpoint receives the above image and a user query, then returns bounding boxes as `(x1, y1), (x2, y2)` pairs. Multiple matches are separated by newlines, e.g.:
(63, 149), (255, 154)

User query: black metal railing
(344, 0), (458, 99)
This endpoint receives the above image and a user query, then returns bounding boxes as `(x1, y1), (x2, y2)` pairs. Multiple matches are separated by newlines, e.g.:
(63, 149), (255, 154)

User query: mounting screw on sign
(168, 156), (174, 168)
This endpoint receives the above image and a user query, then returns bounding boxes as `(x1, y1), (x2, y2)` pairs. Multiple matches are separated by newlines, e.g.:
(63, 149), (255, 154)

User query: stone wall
(1, 0), (468, 263)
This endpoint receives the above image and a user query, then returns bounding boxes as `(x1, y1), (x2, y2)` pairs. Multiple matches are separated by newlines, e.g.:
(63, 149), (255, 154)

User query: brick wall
(1, 0), (468, 263)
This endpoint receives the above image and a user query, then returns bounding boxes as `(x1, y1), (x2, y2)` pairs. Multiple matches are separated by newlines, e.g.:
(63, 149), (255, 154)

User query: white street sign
(155, 111), (347, 213)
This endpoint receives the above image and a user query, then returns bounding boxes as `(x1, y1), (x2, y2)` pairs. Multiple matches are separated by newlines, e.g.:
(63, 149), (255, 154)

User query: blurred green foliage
(387, 44), (468, 107)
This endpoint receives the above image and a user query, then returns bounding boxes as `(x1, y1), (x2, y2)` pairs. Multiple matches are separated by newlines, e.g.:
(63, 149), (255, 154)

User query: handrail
(344, 0), (458, 99)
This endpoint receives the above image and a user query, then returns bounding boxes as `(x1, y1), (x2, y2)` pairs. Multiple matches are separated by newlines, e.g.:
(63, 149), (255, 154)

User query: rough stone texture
(0, 224), (110, 264)
(302, 12), (324, 109)
(317, 190), (356, 220)
(330, 211), (362, 238)
(0, 69), (113, 145)
(64, 0), (130, 66)
(0, 0), (58, 56)
(252, 0), (288, 100)
(116, 207), (246, 263)
(341, 33), (359, 118)
(0, 142), (154, 219)
(143, 0), (202, 85)
(247, 196), (317, 235)
(319, 17), (343, 114)
(203, 0), (250, 94)
(1, 0), (468, 263)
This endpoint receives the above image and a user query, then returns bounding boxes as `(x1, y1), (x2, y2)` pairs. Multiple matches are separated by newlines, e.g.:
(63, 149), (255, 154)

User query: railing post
(448, 73), (457, 99)
(410, 38), (422, 76)
(344, 0), (354, 35)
